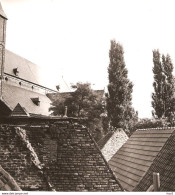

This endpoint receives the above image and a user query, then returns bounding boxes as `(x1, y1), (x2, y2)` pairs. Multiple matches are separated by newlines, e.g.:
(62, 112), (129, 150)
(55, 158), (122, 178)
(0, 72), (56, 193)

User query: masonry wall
(45, 122), (121, 191)
(0, 125), (49, 191)
(0, 120), (122, 191)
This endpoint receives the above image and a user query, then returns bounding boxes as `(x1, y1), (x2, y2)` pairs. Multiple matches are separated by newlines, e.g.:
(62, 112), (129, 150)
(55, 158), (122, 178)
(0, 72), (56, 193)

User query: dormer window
(31, 97), (40, 106)
(56, 85), (60, 91)
(13, 68), (19, 76)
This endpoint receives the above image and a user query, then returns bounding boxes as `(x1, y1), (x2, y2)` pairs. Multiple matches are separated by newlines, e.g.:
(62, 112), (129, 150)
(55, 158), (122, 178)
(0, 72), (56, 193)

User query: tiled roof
(4, 50), (57, 92)
(47, 92), (72, 103)
(0, 165), (21, 191)
(98, 131), (113, 150)
(98, 129), (128, 161)
(48, 90), (104, 104)
(38, 122), (123, 191)
(0, 121), (123, 191)
(134, 128), (175, 191)
(108, 128), (175, 191)
(11, 103), (29, 116)
(5, 50), (41, 85)
(2, 82), (51, 116)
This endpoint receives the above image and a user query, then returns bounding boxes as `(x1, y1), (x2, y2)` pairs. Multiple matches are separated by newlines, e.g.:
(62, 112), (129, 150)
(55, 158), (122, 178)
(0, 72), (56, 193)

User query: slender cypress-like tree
(162, 54), (175, 117)
(152, 50), (175, 119)
(106, 40), (136, 132)
(152, 50), (165, 118)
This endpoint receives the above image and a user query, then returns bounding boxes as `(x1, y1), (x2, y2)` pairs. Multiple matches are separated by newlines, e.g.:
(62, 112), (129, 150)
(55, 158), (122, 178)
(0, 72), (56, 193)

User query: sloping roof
(98, 131), (113, 150)
(134, 128), (175, 191)
(5, 50), (41, 85)
(24, 121), (123, 191)
(0, 120), (123, 191)
(108, 128), (175, 191)
(4, 49), (57, 91)
(98, 129), (128, 162)
(0, 99), (11, 116)
(0, 165), (21, 191)
(2, 83), (51, 116)
(0, 2), (7, 19)
(44, 122), (123, 191)
(59, 76), (71, 92)
(47, 92), (72, 103)
(11, 103), (29, 116)
(48, 90), (104, 104)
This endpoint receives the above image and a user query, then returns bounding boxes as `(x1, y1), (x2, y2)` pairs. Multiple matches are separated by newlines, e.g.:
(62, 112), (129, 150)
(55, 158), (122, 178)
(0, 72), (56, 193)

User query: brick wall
(45, 122), (121, 191)
(0, 120), (123, 191)
(0, 125), (48, 191)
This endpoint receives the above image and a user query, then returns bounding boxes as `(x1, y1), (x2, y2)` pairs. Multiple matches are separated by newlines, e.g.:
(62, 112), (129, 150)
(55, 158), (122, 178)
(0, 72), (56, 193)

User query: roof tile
(98, 129), (128, 161)
(2, 83), (51, 116)
(109, 128), (174, 191)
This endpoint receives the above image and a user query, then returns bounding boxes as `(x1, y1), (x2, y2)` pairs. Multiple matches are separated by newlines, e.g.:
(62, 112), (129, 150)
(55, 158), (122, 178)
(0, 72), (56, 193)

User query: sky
(1, 0), (175, 119)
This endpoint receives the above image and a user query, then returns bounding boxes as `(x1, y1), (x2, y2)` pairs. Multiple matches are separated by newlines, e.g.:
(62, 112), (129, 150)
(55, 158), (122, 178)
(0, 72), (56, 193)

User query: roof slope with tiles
(108, 128), (175, 191)
(98, 131), (113, 150)
(47, 92), (72, 103)
(134, 128), (175, 191)
(98, 129), (128, 162)
(48, 90), (104, 104)
(5, 50), (42, 86)
(4, 49), (70, 92)
(42, 122), (123, 191)
(2, 83), (52, 116)
(0, 120), (123, 191)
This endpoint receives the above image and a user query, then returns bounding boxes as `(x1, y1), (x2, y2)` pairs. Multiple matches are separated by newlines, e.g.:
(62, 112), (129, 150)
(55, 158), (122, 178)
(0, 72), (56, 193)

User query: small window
(13, 68), (19, 76)
(31, 97), (40, 106)
(56, 85), (60, 91)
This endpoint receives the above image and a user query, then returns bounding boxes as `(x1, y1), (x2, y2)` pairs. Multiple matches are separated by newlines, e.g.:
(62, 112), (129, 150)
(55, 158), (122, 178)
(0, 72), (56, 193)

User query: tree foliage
(130, 118), (168, 135)
(106, 40), (137, 133)
(152, 50), (175, 120)
(49, 82), (105, 141)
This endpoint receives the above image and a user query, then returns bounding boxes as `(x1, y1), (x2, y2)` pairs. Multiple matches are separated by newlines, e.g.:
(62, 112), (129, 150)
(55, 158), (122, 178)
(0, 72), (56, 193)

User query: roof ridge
(5, 49), (37, 67)
(136, 126), (175, 131)
(97, 130), (113, 143)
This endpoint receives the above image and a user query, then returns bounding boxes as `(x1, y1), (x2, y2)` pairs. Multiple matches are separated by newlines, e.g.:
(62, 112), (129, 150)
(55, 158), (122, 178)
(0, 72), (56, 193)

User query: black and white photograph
(0, 0), (174, 193)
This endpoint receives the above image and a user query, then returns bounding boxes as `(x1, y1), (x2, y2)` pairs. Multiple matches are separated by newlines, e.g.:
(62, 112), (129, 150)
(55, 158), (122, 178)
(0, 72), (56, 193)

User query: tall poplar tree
(152, 50), (175, 119)
(162, 54), (175, 118)
(152, 50), (165, 118)
(106, 40), (137, 132)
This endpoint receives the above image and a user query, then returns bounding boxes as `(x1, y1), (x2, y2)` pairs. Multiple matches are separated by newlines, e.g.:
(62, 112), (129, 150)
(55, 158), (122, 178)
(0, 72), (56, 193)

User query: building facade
(0, 2), (56, 117)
